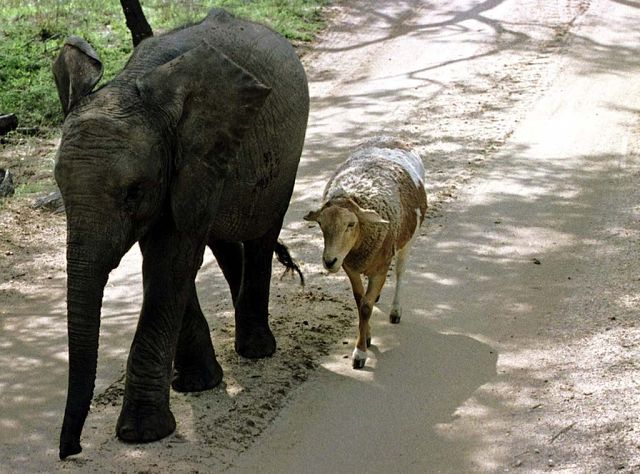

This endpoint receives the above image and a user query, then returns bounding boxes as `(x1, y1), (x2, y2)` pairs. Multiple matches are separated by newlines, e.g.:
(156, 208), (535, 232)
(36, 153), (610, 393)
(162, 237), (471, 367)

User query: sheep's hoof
(352, 348), (367, 369)
(352, 358), (366, 369)
(389, 309), (402, 324)
(366, 337), (372, 348)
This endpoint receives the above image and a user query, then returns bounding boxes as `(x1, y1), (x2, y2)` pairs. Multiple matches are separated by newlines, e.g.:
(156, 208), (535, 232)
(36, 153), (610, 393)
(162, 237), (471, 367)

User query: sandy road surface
(1, 0), (639, 472)
(238, 0), (640, 472)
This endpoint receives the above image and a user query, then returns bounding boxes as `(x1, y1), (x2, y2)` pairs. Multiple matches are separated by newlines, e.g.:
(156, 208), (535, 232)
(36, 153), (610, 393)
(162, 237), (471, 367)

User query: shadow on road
(3, 0), (640, 471)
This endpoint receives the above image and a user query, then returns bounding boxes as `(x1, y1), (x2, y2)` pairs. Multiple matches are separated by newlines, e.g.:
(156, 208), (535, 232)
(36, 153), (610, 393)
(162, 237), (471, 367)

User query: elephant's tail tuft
(275, 240), (304, 287)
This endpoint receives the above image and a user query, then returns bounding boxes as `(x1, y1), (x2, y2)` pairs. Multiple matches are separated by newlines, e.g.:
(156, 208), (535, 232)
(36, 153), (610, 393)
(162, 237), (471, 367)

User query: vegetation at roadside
(0, 0), (328, 133)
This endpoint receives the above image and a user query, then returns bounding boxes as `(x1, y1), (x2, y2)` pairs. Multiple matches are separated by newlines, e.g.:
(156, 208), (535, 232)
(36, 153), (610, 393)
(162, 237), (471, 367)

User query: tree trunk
(119, 0), (153, 46)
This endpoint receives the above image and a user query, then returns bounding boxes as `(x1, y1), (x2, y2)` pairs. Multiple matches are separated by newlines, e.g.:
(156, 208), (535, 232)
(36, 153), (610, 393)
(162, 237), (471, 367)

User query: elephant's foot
(235, 324), (276, 359)
(172, 357), (223, 393)
(116, 399), (176, 443)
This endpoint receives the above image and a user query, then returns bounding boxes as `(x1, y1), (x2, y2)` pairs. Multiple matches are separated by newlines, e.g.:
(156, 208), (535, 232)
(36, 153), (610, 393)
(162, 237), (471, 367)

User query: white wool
(365, 147), (424, 188)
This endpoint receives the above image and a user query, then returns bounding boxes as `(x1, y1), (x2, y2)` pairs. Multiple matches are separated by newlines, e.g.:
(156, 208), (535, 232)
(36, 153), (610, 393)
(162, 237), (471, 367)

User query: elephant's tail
(275, 240), (304, 287)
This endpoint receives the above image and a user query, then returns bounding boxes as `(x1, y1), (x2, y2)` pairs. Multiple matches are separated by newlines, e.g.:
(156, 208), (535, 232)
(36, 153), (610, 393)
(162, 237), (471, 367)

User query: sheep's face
(305, 199), (389, 273)
(314, 206), (360, 273)
(318, 206), (359, 272)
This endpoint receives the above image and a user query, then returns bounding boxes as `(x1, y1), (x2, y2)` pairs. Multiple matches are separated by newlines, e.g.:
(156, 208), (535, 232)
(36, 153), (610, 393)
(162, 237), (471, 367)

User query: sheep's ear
(347, 198), (388, 224)
(304, 210), (321, 222)
(354, 208), (389, 225)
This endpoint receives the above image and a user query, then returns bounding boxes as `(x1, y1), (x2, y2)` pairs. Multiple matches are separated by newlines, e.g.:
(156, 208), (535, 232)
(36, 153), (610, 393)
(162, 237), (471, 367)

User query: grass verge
(0, 0), (328, 132)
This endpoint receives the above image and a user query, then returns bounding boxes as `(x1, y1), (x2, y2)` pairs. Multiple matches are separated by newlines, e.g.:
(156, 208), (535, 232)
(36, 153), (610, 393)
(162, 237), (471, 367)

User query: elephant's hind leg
(234, 223), (281, 358)
(172, 282), (223, 393)
(209, 239), (243, 305)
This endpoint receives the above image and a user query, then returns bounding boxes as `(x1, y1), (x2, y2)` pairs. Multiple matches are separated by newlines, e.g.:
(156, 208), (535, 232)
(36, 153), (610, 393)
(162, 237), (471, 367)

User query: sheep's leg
(346, 266), (371, 348)
(390, 241), (412, 324)
(353, 271), (387, 369)
(344, 265), (364, 307)
(344, 265), (371, 348)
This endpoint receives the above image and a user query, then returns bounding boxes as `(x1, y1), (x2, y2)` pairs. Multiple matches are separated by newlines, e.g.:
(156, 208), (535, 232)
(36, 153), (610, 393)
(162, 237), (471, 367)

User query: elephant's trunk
(59, 242), (109, 460)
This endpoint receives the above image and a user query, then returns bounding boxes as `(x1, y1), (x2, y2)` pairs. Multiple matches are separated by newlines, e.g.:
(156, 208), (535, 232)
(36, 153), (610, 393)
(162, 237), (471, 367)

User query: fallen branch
(550, 422), (576, 443)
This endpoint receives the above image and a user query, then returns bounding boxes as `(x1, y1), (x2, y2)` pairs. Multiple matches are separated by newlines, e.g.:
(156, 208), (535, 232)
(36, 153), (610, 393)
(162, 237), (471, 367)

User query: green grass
(13, 181), (53, 197)
(0, 0), (328, 132)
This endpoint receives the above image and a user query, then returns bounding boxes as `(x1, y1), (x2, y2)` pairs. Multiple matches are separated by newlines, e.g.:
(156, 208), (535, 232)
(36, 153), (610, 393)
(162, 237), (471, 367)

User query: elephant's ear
(53, 36), (104, 116)
(136, 41), (271, 233)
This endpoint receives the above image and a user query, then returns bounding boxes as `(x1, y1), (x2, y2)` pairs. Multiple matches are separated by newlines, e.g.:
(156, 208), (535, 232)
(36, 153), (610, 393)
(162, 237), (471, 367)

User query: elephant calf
(54, 9), (309, 459)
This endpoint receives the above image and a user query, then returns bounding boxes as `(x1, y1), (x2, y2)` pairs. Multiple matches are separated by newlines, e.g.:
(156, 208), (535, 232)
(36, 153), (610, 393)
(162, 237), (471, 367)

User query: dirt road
(1, 0), (639, 472)
(238, 0), (640, 471)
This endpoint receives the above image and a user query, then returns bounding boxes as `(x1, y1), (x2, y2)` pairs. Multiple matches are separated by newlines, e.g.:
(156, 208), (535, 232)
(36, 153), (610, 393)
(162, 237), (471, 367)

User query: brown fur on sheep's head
(304, 198), (388, 272)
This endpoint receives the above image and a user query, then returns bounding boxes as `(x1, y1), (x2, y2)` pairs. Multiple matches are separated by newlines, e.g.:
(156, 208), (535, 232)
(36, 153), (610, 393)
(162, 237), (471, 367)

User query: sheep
(304, 137), (427, 369)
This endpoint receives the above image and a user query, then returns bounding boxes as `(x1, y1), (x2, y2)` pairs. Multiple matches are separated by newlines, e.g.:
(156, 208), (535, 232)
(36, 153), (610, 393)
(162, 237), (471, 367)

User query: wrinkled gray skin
(53, 9), (309, 459)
